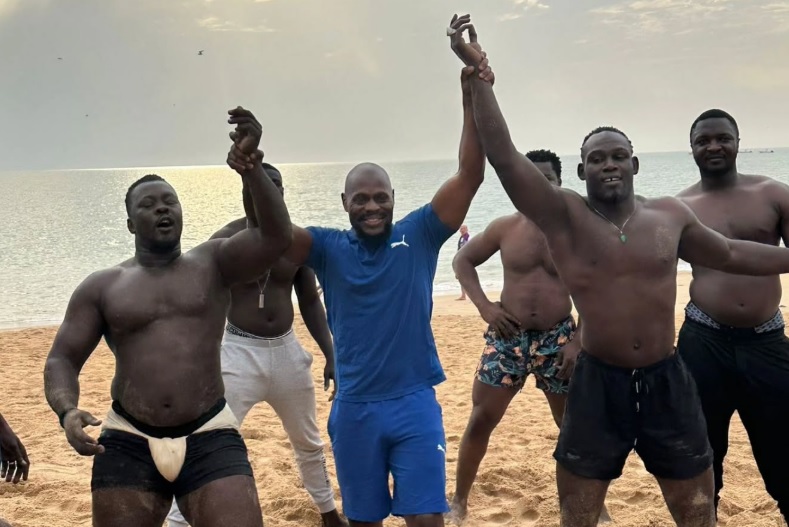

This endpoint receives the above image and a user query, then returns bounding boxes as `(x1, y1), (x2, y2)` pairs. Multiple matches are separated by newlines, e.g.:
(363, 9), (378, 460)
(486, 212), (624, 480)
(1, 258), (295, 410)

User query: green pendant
(620, 233), (627, 243)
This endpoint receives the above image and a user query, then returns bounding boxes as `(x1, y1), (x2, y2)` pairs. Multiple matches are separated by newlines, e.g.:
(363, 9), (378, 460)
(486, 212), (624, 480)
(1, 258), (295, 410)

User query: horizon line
(1, 147), (785, 173)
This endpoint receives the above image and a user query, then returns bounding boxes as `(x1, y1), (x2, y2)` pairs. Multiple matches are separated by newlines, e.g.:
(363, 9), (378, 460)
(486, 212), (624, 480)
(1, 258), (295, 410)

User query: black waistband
(579, 350), (678, 375)
(111, 398), (226, 439)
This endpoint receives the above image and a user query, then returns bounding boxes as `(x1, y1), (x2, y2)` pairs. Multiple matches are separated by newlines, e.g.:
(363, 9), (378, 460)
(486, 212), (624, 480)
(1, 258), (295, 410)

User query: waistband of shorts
(488, 314), (575, 338)
(224, 323), (296, 347)
(579, 349), (678, 375)
(684, 301), (785, 337)
(110, 397), (227, 439)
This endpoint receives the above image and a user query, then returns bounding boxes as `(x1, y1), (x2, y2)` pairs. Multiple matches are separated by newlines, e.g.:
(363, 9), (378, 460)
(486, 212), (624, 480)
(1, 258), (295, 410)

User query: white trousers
(167, 329), (335, 526)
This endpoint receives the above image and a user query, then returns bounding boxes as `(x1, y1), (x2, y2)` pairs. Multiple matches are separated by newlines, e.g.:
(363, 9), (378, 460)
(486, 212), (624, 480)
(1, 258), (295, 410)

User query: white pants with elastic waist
(167, 328), (335, 526)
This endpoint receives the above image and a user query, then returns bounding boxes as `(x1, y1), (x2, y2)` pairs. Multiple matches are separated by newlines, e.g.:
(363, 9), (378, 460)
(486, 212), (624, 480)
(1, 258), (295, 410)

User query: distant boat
(759, 149), (774, 153)
(742, 149), (753, 153)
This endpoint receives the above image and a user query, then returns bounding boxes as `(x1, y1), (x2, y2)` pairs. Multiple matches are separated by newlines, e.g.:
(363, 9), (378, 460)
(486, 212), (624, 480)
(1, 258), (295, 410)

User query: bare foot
(445, 496), (468, 526)
(455, 296), (466, 301)
(321, 509), (349, 527)
(598, 504), (612, 524)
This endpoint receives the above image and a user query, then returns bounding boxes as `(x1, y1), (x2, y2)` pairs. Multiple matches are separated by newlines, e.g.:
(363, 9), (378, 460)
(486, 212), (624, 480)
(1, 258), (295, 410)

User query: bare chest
(558, 214), (682, 290)
(500, 226), (557, 275)
(684, 193), (780, 243)
(103, 260), (227, 335)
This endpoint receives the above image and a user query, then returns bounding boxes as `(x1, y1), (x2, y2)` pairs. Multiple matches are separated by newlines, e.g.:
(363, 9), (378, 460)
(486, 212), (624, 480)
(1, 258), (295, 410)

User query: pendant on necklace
(258, 292), (265, 309)
(619, 233), (627, 243)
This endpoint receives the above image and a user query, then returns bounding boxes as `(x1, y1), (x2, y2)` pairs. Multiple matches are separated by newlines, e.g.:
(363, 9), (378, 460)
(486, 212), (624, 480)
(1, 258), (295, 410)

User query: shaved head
(342, 162), (395, 241)
(344, 162), (392, 195)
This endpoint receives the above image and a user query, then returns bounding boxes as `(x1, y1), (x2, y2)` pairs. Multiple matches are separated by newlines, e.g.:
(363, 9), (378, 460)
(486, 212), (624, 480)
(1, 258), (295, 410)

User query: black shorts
(553, 351), (713, 481)
(91, 400), (254, 498)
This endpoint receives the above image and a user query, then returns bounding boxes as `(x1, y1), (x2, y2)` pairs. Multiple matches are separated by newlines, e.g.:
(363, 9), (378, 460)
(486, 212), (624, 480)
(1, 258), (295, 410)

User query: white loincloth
(102, 403), (239, 482)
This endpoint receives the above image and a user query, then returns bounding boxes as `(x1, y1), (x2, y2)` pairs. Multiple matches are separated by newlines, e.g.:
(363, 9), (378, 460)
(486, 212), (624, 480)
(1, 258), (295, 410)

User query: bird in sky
(198, 50), (204, 55)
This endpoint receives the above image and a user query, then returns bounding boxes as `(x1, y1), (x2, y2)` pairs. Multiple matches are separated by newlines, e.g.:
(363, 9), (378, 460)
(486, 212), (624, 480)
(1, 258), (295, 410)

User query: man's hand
(461, 54), (494, 99)
(449, 14), (483, 67)
(62, 409), (105, 457)
(228, 106), (263, 156)
(324, 360), (337, 402)
(480, 302), (521, 340)
(0, 422), (29, 484)
(555, 339), (581, 381)
(227, 145), (264, 175)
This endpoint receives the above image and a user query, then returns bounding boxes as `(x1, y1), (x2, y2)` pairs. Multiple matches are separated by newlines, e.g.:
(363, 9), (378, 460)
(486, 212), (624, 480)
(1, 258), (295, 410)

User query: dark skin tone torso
(499, 214), (571, 327)
(549, 194), (683, 367)
(95, 248), (231, 425)
(676, 115), (789, 328)
(461, 88), (789, 370)
(215, 218), (309, 337)
(679, 176), (789, 326)
(456, 212), (572, 329)
(42, 107), (292, 527)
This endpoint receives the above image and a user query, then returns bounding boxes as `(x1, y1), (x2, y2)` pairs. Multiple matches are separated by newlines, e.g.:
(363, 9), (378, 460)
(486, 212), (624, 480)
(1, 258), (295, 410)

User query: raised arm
(447, 16), (569, 233)
(678, 200), (789, 275)
(294, 266), (336, 397)
(210, 217), (247, 241)
(218, 107), (293, 286)
(430, 63), (486, 231)
(44, 273), (108, 456)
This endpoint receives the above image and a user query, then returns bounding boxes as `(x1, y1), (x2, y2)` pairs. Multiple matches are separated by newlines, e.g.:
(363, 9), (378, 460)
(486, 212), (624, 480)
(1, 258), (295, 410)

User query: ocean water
(1, 149), (788, 329)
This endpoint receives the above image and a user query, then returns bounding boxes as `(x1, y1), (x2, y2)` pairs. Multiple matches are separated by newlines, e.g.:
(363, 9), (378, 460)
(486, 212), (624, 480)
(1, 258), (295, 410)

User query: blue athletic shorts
(328, 387), (449, 522)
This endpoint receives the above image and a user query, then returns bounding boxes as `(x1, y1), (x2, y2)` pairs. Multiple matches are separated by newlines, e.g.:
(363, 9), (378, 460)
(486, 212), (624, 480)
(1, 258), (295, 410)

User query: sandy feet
(445, 496), (467, 526)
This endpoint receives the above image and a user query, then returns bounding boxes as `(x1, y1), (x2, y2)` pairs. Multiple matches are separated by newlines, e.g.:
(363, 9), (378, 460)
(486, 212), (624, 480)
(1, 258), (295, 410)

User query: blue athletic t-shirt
(306, 204), (455, 403)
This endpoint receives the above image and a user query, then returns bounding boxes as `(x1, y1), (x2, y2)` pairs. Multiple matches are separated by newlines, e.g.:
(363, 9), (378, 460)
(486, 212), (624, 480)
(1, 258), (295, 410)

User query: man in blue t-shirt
(225, 37), (494, 527)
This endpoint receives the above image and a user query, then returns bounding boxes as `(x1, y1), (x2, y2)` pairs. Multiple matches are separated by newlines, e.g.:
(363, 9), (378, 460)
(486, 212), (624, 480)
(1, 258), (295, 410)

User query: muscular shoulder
(642, 195), (695, 224)
(75, 265), (125, 301)
(676, 181), (703, 199)
(487, 213), (521, 232)
(745, 174), (789, 199)
(210, 217), (247, 240)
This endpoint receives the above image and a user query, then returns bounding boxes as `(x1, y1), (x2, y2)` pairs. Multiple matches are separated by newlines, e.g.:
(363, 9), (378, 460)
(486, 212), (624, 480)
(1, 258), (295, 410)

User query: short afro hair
(125, 174), (168, 215)
(690, 109), (739, 140)
(581, 126), (633, 152)
(525, 149), (562, 181)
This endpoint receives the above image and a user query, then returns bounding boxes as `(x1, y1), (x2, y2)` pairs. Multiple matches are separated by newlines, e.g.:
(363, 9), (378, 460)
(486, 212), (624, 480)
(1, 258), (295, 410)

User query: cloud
(589, 0), (788, 37)
(514, 0), (550, 9)
(499, 0), (549, 22)
(197, 15), (275, 32)
(763, 2), (789, 13)
(498, 12), (523, 21)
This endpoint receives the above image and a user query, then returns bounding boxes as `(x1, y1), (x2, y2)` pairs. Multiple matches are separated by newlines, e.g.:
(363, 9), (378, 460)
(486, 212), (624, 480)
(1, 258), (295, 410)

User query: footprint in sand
(486, 511), (513, 524)
(625, 491), (648, 504)
(242, 429), (266, 440)
(520, 509), (540, 524)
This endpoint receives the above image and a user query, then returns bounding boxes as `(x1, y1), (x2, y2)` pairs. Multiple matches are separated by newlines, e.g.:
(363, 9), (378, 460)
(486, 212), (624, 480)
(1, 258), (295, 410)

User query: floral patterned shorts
(475, 315), (576, 394)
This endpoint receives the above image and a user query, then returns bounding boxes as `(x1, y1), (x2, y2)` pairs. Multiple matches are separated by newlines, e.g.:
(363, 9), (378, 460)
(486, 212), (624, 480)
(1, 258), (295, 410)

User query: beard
(352, 221), (393, 245)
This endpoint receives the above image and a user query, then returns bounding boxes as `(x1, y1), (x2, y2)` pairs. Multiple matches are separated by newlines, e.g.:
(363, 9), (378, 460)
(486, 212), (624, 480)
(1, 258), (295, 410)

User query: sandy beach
(0, 271), (787, 526)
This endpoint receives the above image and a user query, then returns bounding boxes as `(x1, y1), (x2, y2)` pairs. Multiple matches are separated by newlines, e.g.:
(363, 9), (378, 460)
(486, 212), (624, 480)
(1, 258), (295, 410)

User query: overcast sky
(0, 0), (787, 170)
